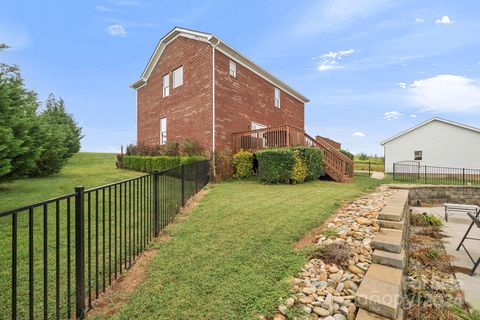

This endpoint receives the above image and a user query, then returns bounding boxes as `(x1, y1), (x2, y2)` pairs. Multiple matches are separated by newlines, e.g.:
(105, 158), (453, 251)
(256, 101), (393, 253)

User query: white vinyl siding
(160, 117), (167, 145)
(173, 66), (183, 88)
(162, 74), (170, 97)
(274, 87), (280, 108)
(229, 60), (236, 77)
(384, 120), (480, 172)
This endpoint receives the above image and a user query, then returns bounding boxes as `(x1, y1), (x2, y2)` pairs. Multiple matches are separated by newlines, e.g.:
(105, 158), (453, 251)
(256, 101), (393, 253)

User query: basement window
(162, 74), (170, 97)
(173, 66), (183, 88)
(414, 150), (422, 160)
(274, 87), (281, 108)
(229, 60), (236, 77)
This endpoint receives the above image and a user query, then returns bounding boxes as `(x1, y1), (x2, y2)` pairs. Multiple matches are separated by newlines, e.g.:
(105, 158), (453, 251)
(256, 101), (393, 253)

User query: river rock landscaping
(273, 186), (397, 320)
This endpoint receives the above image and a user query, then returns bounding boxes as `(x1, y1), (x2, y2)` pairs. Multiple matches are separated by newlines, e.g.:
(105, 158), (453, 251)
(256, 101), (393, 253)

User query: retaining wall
(391, 185), (480, 206)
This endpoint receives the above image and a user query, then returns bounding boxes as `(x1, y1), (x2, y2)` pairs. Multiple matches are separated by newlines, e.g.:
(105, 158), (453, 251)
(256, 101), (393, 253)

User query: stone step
(377, 191), (408, 222)
(377, 219), (405, 231)
(372, 249), (406, 269)
(356, 308), (404, 320)
(355, 264), (403, 320)
(371, 229), (404, 254)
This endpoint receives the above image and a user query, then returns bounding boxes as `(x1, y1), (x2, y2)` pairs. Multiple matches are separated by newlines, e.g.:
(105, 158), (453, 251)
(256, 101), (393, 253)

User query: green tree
(30, 94), (83, 176)
(0, 51), (42, 182)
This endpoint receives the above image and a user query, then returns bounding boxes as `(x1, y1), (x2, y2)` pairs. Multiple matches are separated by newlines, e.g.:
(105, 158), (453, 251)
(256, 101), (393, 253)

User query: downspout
(210, 37), (220, 177)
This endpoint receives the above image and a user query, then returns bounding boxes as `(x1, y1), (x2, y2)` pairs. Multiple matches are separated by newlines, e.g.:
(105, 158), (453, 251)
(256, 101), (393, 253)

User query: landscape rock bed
(273, 186), (397, 320)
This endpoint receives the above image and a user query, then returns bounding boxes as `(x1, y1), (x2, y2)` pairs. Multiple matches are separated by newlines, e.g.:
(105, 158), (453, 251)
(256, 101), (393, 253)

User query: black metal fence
(0, 160), (209, 320)
(393, 161), (480, 185)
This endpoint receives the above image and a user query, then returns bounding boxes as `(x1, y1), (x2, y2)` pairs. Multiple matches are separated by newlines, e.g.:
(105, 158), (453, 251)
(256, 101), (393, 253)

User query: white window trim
(274, 87), (281, 108)
(229, 60), (236, 77)
(173, 66), (183, 88)
(160, 117), (167, 145)
(162, 74), (170, 97)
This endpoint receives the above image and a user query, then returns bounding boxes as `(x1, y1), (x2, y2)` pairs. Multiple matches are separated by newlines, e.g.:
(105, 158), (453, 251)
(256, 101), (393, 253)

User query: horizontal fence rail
(393, 161), (480, 185)
(0, 160), (209, 320)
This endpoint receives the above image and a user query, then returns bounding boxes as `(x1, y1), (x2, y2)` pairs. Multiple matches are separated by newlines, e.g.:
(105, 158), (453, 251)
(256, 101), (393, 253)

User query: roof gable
(131, 27), (309, 103)
(381, 117), (480, 145)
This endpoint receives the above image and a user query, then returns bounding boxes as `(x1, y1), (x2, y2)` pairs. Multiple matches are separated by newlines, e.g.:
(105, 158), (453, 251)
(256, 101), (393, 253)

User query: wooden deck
(231, 125), (354, 182)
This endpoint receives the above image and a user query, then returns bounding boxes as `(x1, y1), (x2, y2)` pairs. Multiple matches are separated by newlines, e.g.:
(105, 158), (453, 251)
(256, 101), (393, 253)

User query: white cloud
(352, 131), (366, 137)
(410, 114), (417, 118)
(106, 24), (127, 37)
(95, 5), (113, 12)
(396, 82), (407, 89)
(415, 18), (424, 23)
(384, 111), (402, 120)
(406, 74), (480, 112)
(435, 16), (453, 24)
(317, 49), (355, 72)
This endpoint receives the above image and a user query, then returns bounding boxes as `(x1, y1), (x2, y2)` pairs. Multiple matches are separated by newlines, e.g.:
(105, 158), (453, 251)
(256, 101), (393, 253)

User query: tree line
(0, 44), (82, 182)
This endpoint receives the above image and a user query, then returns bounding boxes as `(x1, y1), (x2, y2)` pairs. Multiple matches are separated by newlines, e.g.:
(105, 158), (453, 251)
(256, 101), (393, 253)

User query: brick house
(132, 27), (354, 182)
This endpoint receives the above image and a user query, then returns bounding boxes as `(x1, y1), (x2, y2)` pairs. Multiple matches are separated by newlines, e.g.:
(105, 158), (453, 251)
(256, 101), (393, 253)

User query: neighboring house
(131, 27), (308, 153)
(131, 27), (354, 182)
(381, 117), (480, 173)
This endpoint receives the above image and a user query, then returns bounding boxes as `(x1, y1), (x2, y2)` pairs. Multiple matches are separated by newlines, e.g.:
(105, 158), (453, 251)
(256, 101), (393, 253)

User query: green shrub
(412, 213), (443, 227)
(256, 149), (295, 184)
(291, 150), (307, 184)
(212, 149), (234, 182)
(291, 147), (324, 181)
(122, 155), (204, 173)
(233, 150), (254, 178)
(164, 141), (180, 156)
(340, 149), (354, 160)
(179, 137), (204, 156)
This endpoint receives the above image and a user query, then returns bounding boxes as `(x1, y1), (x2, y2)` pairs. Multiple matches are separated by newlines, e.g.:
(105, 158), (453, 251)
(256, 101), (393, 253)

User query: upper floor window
(414, 150), (422, 161)
(162, 74), (170, 97)
(274, 87), (281, 108)
(229, 60), (236, 77)
(160, 117), (167, 145)
(173, 66), (183, 88)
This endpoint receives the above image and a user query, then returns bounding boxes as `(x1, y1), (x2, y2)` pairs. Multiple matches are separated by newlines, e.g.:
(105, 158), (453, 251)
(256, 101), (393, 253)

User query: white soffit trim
(130, 27), (310, 103)
(380, 117), (480, 145)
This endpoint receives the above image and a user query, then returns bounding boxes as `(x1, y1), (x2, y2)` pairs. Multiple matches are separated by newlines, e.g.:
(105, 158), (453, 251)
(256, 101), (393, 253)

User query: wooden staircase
(231, 124), (355, 182)
(304, 134), (354, 182)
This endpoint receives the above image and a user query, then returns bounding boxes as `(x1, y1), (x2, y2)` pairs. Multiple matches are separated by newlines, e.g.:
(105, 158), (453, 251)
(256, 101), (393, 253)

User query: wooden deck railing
(231, 125), (354, 182)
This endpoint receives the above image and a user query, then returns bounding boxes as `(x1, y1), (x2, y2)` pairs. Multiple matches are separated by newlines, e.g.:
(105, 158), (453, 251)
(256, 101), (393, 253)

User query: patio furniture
(456, 210), (480, 276)
(444, 203), (480, 222)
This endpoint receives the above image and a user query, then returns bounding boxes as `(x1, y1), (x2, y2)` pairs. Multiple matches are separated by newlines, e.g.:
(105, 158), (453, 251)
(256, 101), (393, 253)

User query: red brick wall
(214, 50), (304, 150)
(136, 36), (305, 153)
(136, 36), (213, 151)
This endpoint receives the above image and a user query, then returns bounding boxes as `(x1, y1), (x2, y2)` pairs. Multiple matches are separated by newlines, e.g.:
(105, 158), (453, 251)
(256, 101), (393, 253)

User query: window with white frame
(274, 87), (280, 108)
(160, 117), (167, 145)
(229, 60), (236, 77)
(414, 150), (422, 161)
(162, 74), (170, 97)
(173, 66), (183, 88)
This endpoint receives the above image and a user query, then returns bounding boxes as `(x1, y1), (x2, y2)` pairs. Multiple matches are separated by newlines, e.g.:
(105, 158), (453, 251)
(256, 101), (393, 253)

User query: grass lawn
(115, 175), (385, 320)
(354, 159), (384, 172)
(0, 152), (142, 211)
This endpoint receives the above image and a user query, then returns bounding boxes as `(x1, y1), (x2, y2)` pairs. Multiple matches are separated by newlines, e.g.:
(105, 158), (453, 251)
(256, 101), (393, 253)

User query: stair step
(356, 308), (404, 320)
(372, 249), (406, 269)
(371, 229), (403, 254)
(377, 191), (408, 222)
(377, 219), (405, 231)
(355, 264), (403, 320)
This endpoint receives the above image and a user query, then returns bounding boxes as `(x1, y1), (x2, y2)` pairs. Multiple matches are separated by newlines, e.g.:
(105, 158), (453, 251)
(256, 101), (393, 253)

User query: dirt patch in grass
(86, 187), (209, 319)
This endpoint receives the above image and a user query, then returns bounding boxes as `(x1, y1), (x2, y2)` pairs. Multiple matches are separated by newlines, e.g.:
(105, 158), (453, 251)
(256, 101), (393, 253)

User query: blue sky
(2, 0), (480, 155)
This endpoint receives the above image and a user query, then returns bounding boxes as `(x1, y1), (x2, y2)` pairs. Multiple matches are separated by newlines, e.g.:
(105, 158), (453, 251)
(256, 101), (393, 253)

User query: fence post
(74, 187), (86, 320)
(463, 168), (465, 185)
(181, 165), (185, 207)
(368, 162), (371, 176)
(195, 161), (198, 194)
(153, 171), (159, 236)
(393, 163), (396, 180)
(424, 166), (427, 184)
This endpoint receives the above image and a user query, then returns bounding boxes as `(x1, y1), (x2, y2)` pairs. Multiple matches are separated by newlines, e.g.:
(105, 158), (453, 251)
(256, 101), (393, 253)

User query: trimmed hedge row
(122, 155), (204, 173)
(233, 149), (254, 178)
(256, 147), (324, 184)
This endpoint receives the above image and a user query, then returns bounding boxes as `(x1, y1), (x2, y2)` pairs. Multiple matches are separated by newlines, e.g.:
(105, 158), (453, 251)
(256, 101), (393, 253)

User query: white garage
(381, 117), (480, 173)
